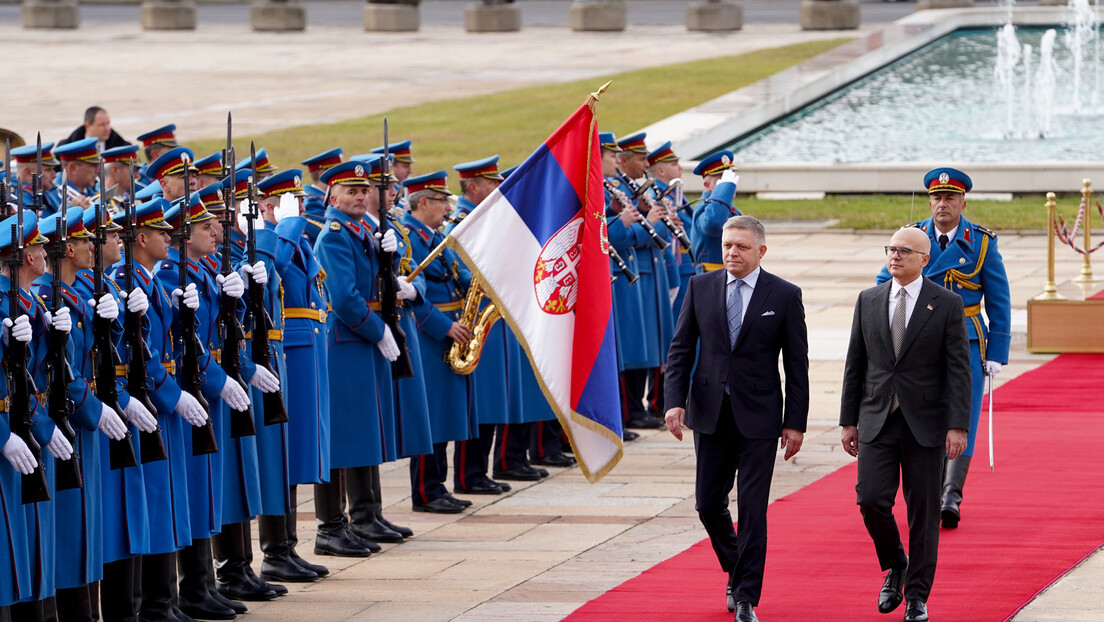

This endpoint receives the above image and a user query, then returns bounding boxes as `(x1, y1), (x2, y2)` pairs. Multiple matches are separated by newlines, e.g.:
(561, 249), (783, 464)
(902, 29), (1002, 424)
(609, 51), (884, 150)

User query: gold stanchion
(1035, 192), (1064, 300)
(1073, 179), (1098, 283)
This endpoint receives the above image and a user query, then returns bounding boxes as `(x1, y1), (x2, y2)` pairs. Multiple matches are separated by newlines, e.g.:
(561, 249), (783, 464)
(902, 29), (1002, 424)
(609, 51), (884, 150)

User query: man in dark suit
(665, 215), (808, 622)
(840, 227), (971, 622)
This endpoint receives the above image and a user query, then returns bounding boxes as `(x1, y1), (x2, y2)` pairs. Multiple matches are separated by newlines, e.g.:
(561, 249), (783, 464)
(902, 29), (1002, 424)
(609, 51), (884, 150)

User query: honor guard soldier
(110, 199), (203, 622)
(313, 160), (399, 557)
(271, 171), (334, 578)
(613, 131), (673, 431)
(648, 141), (695, 316)
(147, 147), (200, 205)
(447, 156), (525, 491)
(135, 124), (181, 187)
(370, 140), (415, 210)
(876, 168), (1011, 530)
(75, 205), (159, 622)
(300, 148), (344, 246)
(691, 150), (741, 273)
(403, 171), (478, 513)
(102, 145), (141, 207)
(236, 148), (279, 181)
(159, 197), (258, 617)
(37, 209), (132, 621)
(194, 152), (225, 188)
(2, 211), (74, 622)
(54, 138), (102, 210)
(10, 142), (62, 213)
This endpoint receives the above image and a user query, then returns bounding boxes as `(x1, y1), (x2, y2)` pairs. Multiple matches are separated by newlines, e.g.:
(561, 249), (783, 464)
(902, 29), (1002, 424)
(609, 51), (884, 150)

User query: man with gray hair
(664, 214), (809, 622)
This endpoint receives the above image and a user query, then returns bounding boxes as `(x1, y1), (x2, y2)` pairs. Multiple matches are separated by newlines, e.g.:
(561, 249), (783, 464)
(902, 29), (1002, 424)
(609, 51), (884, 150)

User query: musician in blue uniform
(111, 199), (205, 622)
(301, 148), (344, 247)
(875, 168), (1011, 530)
(37, 209), (131, 621)
(1, 211), (74, 622)
(403, 171), (478, 513)
(648, 142), (694, 316)
(313, 160), (400, 556)
(11, 143), (63, 214)
(53, 138), (102, 211)
(691, 150), (741, 274)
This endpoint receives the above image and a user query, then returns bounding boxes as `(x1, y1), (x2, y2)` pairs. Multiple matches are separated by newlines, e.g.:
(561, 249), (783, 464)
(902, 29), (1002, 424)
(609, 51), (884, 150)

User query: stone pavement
(233, 229), (1103, 621)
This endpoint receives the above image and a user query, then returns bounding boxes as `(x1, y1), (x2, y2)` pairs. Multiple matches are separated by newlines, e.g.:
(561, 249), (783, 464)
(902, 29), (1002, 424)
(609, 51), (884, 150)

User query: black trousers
(55, 585), (94, 621)
(101, 556), (141, 622)
(619, 369), (649, 422)
(856, 408), (944, 602)
(453, 424), (495, 490)
(530, 419), (565, 459)
(410, 442), (450, 505)
(693, 395), (777, 607)
(492, 423), (532, 472)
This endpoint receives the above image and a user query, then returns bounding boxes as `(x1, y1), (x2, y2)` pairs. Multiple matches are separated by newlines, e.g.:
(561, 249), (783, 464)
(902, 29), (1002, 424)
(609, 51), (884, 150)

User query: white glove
(98, 403), (128, 441)
(248, 365), (280, 393)
(984, 361), (1003, 377)
(122, 287), (149, 315)
(217, 271), (245, 299)
(241, 261), (268, 286)
(172, 283), (199, 310)
(376, 229), (398, 253)
(669, 287), (679, 305)
(46, 428), (74, 461)
(45, 306), (72, 333)
(174, 391), (208, 427)
(275, 192), (300, 222)
(2, 433), (37, 475)
(220, 376), (251, 411)
(122, 397), (158, 434)
(2, 315), (33, 344)
(90, 293), (121, 321)
(396, 276), (416, 301)
(236, 203), (257, 239)
(719, 169), (740, 186)
(376, 324), (400, 362)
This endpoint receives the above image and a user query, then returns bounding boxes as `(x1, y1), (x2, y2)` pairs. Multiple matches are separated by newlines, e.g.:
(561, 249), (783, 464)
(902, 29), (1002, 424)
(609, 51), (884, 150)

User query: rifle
(32, 134), (43, 216)
(219, 121), (257, 438)
(640, 171), (695, 263)
(9, 188), (50, 503)
(173, 154), (217, 456)
(376, 120), (414, 379)
(93, 160), (138, 470)
(46, 177), (83, 491)
(120, 162), (167, 464)
(1, 139), (11, 218)
(604, 174), (669, 251)
(244, 142), (288, 425)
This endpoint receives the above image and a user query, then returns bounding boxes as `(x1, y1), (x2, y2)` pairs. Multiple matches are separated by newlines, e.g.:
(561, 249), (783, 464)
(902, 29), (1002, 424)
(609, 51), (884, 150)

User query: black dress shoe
(209, 586), (248, 614)
(350, 518), (405, 543)
(878, 562), (907, 614)
(290, 551), (329, 577)
(344, 529), (383, 553)
(493, 467), (542, 481)
(261, 554), (319, 583)
(170, 605), (203, 622)
(413, 497), (465, 513)
(314, 529), (371, 557)
(941, 508), (960, 529)
(726, 570), (736, 612)
(904, 599), (928, 622)
(443, 492), (473, 507)
(531, 453), (576, 467)
(493, 479), (511, 492)
(626, 415), (665, 429)
(216, 574), (278, 602)
(623, 430), (640, 442)
(532, 466), (549, 478)
(456, 480), (503, 495)
(378, 515), (414, 538)
(245, 565), (287, 596)
(734, 601), (758, 622)
(177, 594), (237, 621)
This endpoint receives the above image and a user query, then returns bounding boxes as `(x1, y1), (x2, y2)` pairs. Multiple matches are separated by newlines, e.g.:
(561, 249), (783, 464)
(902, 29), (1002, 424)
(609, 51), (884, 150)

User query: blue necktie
(728, 278), (743, 348)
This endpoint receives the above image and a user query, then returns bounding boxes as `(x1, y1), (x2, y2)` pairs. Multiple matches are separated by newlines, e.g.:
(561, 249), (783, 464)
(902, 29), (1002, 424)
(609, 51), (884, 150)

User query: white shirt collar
(890, 275), (924, 300)
(934, 224), (958, 245)
(727, 266), (760, 288)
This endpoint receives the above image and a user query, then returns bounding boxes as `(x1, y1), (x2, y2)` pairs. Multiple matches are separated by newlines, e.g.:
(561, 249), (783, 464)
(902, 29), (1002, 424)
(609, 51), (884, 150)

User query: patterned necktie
(890, 287), (908, 411)
(939, 234), (949, 251)
(728, 278), (743, 348)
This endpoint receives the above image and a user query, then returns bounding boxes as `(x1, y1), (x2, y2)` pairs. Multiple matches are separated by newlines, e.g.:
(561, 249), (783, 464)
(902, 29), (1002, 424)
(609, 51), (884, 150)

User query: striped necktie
(728, 278), (743, 348)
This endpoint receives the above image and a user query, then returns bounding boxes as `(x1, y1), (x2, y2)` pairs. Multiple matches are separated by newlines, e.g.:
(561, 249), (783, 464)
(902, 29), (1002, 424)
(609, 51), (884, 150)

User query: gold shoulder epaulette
(975, 224), (996, 238)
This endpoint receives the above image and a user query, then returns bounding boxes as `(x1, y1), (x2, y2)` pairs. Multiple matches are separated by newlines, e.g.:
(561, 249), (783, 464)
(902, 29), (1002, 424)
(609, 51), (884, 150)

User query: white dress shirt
(888, 275), (924, 328)
(726, 266), (760, 321)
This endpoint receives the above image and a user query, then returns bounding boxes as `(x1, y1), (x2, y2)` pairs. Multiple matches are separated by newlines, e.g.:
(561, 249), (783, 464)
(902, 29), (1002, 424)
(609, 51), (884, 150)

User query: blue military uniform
(876, 167), (1012, 529)
(690, 150), (740, 273)
(301, 148), (344, 247)
(10, 143), (62, 215)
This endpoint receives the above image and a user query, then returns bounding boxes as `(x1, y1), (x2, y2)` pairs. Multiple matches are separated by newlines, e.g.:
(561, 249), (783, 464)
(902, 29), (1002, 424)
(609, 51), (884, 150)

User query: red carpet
(566, 354), (1104, 621)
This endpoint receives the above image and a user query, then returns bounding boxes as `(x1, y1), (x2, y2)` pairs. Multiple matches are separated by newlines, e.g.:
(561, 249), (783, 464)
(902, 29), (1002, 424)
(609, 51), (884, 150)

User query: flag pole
(404, 236), (450, 283)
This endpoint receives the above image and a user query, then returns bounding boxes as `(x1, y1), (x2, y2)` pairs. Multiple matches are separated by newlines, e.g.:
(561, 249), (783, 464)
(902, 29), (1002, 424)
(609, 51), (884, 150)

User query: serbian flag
(447, 90), (623, 482)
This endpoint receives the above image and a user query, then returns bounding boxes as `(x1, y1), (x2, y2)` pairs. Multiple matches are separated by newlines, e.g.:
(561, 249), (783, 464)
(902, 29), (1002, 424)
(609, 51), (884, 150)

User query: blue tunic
(691, 187), (740, 272)
(403, 212), (477, 444)
(314, 206), (396, 468)
(274, 216), (330, 485)
(111, 262), (191, 554)
(73, 270), (150, 564)
(876, 216), (1012, 457)
(605, 186), (648, 371)
(302, 185), (328, 247)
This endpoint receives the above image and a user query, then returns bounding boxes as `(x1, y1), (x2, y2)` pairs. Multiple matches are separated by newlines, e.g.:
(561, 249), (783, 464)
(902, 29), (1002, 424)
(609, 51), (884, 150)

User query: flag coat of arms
(447, 94), (623, 482)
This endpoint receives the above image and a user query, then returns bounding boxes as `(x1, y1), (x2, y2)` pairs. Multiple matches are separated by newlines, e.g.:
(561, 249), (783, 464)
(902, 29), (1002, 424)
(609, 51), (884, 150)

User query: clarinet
(642, 172), (696, 263)
(603, 177), (669, 251)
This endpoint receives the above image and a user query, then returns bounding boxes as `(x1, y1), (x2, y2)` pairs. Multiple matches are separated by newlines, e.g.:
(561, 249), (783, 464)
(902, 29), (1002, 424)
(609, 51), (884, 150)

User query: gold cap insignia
(721, 155), (731, 165)
(294, 175), (301, 187)
(939, 172), (950, 184)
(329, 221), (341, 231)
(354, 165), (365, 178)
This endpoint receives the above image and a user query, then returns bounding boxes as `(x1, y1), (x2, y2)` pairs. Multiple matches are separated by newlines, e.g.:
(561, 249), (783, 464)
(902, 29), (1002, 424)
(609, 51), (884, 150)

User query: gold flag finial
(586, 81), (613, 109)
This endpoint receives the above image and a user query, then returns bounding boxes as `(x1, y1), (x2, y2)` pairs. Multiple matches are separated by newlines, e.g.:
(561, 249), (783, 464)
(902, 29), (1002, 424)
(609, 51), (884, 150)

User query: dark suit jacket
(664, 268), (809, 439)
(58, 127), (130, 149)
(839, 277), (971, 448)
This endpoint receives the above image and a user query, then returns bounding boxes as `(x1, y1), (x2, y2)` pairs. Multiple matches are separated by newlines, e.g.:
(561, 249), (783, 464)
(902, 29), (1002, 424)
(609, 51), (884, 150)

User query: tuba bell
(447, 278), (501, 375)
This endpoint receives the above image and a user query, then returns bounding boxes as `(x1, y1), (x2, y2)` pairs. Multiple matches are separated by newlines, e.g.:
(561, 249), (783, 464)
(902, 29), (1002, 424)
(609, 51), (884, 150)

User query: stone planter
(465, 2), (521, 32)
(799, 0), (859, 32)
(569, 1), (626, 33)
(364, 3), (419, 32)
(917, 0), (975, 9)
(22, 0), (79, 29)
(140, 1), (197, 31)
(251, 1), (306, 32)
(686, 1), (743, 33)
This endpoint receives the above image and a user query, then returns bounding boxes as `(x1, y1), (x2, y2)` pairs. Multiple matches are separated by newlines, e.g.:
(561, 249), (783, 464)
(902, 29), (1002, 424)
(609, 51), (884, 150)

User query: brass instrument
(447, 279), (501, 375)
